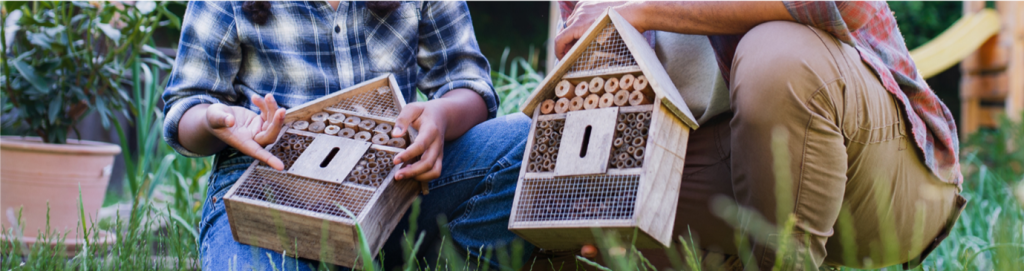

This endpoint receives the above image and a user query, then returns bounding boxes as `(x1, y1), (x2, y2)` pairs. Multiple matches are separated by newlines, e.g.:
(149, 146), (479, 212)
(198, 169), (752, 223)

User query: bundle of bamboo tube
(540, 74), (654, 115)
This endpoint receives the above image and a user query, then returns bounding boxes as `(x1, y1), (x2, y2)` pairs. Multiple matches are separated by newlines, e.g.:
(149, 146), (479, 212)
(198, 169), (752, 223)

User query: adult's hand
(554, 1), (646, 59)
(204, 94), (287, 170)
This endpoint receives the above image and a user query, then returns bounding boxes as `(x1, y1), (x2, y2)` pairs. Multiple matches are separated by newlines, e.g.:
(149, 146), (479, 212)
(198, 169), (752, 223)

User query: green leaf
(96, 23), (121, 42)
(26, 32), (54, 50)
(11, 58), (51, 94)
(47, 97), (61, 123)
(157, 4), (181, 29)
(134, 1), (156, 15)
(3, 1), (27, 11)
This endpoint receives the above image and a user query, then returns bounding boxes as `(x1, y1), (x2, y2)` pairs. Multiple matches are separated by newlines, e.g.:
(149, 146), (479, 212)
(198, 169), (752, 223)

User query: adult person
(553, 1), (965, 270)
(162, 1), (532, 269)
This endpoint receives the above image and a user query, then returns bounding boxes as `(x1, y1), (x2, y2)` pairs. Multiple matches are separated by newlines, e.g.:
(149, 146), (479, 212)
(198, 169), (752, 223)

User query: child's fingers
(397, 138), (443, 180)
(255, 109), (286, 145)
(264, 94), (279, 120)
(392, 103), (424, 138)
(251, 93), (269, 120)
(393, 122), (438, 166)
(206, 104), (235, 129)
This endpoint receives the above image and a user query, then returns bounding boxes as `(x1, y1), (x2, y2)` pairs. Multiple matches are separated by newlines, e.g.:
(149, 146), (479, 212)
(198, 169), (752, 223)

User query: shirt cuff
(163, 95), (223, 157)
(431, 79), (498, 119)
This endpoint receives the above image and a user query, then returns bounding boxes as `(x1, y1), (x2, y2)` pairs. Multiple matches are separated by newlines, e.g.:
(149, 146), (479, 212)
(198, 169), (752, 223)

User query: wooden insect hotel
(509, 10), (699, 250)
(222, 74), (420, 267)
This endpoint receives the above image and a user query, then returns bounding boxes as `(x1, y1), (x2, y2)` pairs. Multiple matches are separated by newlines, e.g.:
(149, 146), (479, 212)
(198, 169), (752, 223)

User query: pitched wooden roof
(521, 10), (698, 129)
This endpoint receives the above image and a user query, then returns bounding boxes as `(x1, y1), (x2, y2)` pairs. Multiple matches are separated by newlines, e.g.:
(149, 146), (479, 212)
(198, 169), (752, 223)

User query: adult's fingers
(394, 122), (438, 166)
(553, 25), (583, 60)
(392, 103), (424, 139)
(206, 104), (235, 130)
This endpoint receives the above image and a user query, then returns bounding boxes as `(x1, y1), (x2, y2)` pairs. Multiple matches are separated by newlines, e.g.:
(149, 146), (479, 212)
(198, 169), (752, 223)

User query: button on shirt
(163, 1), (496, 158)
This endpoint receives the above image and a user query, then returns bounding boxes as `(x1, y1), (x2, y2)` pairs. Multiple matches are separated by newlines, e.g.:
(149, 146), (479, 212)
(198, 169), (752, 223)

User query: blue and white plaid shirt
(163, 1), (495, 157)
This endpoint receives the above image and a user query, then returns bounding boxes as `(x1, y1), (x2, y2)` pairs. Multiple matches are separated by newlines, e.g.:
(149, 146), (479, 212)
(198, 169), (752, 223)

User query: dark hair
(242, 1), (272, 25)
(366, 1), (401, 16)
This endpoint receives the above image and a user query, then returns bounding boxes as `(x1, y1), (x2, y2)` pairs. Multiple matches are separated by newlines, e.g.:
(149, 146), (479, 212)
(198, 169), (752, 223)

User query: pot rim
(0, 136), (121, 156)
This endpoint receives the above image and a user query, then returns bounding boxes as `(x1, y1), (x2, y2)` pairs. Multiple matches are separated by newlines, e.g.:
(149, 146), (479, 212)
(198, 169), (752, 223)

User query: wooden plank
(521, 11), (614, 117)
(961, 97), (980, 138)
(961, 72), (1009, 101)
(355, 170), (420, 258)
(509, 108), (544, 227)
(289, 135), (372, 183)
(554, 108), (619, 177)
(607, 10), (699, 130)
(225, 197), (359, 267)
(511, 226), (664, 250)
(1002, 1), (1024, 121)
(561, 67), (643, 80)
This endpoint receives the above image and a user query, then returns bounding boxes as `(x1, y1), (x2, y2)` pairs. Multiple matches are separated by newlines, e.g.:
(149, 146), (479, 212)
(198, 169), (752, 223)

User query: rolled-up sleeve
(415, 1), (498, 119)
(162, 1), (243, 157)
(783, 1), (883, 45)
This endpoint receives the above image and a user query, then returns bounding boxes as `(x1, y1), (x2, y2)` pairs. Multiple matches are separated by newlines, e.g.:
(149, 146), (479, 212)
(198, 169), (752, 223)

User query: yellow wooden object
(910, 9), (1001, 79)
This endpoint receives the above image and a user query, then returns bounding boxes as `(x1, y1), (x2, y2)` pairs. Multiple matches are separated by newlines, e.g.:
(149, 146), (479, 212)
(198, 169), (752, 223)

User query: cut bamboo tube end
(584, 94), (600, 110)
(311, 112), (330, 123)
(599, 93), (615, 108)
(371, 133), (390, 145)
(570, 97), (585, 111)
(328, 113), (347, 125)
(628, 91), (650, 106)
(324, 125), (341, 135)
(555, 80), (574, 98)
(388, 138), (407, 148)
(359, 119), (377, 131)
(633, 75), (648, 92)
(604, 77), (619, 93)
(589, 77), (605, 95)
(339, 128), (356, 138)
(614, 90), (630, 106)
(292, 120), (309, 131)
(541, 99), (556, 114)
(619, 74), (635, 91)
(574, 82), (589, 98)
(308, 121), (327, 133)
(555, 98), (571, 114)
(374, 123), (393, 135)
(343, 116), (361, 129)
(354, 131), (372, 142)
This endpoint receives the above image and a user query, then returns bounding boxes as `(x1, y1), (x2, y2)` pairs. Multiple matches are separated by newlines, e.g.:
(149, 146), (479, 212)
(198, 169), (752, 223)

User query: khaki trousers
(663, 21), (965, 269)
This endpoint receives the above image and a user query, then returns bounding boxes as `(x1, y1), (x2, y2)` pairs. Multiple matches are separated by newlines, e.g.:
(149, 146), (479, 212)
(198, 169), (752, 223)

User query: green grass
(4, 47), (1024, 271)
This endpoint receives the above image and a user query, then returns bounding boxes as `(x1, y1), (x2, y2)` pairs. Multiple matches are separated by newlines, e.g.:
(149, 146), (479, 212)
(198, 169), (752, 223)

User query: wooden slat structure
(509, 10), (697, 250)
(958, 2), (1024, 137)
(222, 74), (420, 268)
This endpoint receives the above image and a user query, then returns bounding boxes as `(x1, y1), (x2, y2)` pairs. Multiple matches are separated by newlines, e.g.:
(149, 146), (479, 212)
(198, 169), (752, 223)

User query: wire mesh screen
(343, 149), (397, 187)
(234, 166), (376, 219)
(514, 175), (639, 222)
(609, 110), (652, 169)
(266, 133), (315, 170)
(328, 86), (400, 119)
(527, 118), (565, 173)
(566, 25), (638, 77)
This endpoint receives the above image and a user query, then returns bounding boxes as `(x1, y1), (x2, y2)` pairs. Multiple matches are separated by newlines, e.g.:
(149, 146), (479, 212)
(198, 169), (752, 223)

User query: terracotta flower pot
(0, 136), (120, 248)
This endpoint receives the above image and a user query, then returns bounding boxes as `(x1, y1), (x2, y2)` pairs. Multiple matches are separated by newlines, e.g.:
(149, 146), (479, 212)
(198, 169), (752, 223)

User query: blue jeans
(198, 114), (534, 270)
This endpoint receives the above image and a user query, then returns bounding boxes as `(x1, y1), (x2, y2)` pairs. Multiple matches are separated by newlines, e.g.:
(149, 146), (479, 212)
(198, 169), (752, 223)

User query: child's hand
(205, 94), (287, 170)
(390, 101), (448, 182)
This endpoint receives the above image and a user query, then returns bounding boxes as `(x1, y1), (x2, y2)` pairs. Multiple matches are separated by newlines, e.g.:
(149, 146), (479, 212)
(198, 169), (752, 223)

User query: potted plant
(1, 1), (177, 250)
